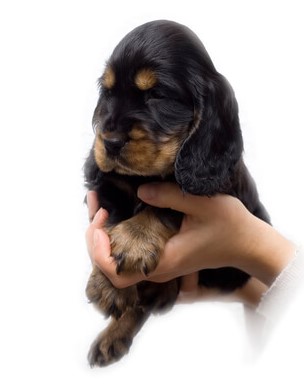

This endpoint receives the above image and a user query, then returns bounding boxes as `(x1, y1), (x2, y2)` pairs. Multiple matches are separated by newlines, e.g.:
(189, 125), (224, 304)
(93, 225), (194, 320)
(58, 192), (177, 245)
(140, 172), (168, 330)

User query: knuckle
(110, 276), (127, 289)
(110, 274), (131, 289)
(112, 281), (123, 289)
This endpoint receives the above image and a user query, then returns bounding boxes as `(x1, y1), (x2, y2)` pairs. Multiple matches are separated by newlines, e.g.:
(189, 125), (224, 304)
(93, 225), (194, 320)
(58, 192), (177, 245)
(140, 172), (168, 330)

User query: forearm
(235, 214), (296, 287)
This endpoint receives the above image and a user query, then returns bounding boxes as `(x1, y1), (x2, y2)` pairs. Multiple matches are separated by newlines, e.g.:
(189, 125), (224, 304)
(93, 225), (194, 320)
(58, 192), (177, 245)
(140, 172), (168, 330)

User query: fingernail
(138, 183), (158, 201)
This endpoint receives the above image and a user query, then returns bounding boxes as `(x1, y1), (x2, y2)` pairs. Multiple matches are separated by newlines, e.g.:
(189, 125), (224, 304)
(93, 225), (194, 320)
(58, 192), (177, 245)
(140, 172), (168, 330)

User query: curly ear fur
(175, 73), (243, 195)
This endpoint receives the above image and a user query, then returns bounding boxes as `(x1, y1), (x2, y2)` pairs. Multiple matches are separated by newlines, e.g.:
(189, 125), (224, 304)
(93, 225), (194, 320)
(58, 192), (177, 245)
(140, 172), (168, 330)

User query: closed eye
(144, 88), (166, 103)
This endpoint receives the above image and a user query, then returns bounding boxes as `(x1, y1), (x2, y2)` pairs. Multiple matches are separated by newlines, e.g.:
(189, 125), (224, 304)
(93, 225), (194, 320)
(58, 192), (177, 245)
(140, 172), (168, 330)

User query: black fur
(85, 20), (270, 294)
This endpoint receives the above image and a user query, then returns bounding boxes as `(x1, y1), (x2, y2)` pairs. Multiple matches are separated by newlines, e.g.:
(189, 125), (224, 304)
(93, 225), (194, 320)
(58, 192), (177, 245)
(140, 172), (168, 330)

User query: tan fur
(88, 76), (187, 366)
(128, 126), (147, 140)
(94, 134), (115, 172)
(101, 66), (115, 89)
(86, 206), (179, 365)
(86, 266), (137, 318)
(94, 125), (185, 176)
(117, 135), (182, 176)
(87, 308), (145, 366)
(106, 207), (176, 274)
(134, 68), (157, 90)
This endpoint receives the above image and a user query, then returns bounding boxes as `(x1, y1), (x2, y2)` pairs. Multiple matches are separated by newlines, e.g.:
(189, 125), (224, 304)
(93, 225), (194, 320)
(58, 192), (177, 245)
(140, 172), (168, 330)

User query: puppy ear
(175, 74), (243, 195)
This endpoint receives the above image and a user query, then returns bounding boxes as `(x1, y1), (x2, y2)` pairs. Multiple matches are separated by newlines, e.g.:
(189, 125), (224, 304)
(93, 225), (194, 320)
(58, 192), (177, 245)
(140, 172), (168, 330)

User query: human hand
(85, 189), (199, 292)
(86, 183), (295, 291)
(86, 191), (108, 261)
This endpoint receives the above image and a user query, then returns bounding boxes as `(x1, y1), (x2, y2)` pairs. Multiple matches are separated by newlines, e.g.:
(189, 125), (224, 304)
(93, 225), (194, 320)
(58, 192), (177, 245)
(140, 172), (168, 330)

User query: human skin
(85, 183), (295, 304)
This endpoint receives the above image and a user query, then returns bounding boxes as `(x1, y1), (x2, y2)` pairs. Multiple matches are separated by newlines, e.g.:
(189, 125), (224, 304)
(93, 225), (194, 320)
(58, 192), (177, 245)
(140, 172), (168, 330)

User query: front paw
(86, 267), (137, 319)
(108, 216), (172, 275)
(88, 328), (132, 367)
(88, 307), (146, 367)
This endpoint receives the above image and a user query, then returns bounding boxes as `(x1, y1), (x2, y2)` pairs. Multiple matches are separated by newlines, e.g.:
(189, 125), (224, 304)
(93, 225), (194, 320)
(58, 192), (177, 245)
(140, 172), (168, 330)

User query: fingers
(86, 207), (201, 290)
(137, 182), (210, 215)
(85, 187), (205, 290)
(85, 189), (108, 260)
(86, 206), (145, 288)
(85, 207), (109, 258)
(87, 191), (100, 222)
(92, 228), (145, 288)
(180, 272), (199, 292)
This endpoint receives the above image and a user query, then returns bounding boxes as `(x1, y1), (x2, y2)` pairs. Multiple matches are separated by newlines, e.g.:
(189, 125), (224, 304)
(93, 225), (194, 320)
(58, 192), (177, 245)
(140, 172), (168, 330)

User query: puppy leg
(88, 307), (149, 367)
(138, 279), (180, 312)
(86, 265), (137, 319)
(107, 208), (176, 275)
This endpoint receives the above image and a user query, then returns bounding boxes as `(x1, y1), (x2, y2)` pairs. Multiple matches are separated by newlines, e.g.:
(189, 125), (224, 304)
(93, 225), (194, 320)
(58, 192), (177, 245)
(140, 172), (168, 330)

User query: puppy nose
(103, 138), (126, 155)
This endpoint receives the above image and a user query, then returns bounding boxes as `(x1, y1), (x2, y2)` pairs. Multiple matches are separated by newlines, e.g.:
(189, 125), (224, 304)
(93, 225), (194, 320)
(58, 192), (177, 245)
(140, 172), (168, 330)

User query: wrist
(237, 215), (296, 286)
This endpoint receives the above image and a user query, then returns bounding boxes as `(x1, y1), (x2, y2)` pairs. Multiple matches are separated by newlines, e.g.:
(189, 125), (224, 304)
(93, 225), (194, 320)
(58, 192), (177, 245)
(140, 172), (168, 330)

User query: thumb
(137, 182), (204, 214)
(92, 229), (145, 288)
(92, 228), (112, 267)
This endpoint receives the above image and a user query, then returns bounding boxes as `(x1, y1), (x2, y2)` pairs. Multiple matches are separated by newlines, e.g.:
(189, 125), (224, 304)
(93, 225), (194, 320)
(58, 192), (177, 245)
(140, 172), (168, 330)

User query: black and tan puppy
(84, 20), (270, 366)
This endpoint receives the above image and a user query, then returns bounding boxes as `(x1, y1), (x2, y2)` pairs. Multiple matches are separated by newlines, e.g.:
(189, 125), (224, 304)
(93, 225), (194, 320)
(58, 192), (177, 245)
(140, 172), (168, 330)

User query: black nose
(103, 138), (126, 155)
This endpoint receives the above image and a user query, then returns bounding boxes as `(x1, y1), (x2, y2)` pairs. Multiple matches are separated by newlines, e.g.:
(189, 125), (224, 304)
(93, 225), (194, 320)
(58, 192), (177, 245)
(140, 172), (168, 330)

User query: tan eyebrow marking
(101, 66), (115, 89)
(134, 68), (157, 90)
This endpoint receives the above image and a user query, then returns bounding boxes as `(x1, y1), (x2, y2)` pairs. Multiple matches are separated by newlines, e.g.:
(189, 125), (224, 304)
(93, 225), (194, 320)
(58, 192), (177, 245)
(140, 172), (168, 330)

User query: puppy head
(93, 20), (243, 192)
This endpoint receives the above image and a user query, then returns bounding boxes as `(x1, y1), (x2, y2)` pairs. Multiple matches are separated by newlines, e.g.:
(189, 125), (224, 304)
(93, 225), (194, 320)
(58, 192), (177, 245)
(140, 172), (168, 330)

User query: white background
(0, 0), (303, 385)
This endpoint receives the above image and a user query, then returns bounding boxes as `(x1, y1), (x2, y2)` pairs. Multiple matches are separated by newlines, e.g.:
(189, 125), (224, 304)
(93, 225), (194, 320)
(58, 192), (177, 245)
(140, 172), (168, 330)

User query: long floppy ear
(175, 74), (243, 195)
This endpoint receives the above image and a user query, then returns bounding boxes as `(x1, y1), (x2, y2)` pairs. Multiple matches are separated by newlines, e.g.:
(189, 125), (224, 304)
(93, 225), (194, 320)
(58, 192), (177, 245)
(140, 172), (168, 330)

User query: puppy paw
(88, 308), (145, 367)
(106, 209), (175, 276)
(86, 267), (137, 319)
(108, 225), (157, 275)
(88, 330), (132, 367)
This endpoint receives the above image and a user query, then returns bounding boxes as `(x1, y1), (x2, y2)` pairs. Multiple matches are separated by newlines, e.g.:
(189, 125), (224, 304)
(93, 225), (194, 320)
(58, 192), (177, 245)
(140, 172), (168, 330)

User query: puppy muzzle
(103, 138), (126, 156)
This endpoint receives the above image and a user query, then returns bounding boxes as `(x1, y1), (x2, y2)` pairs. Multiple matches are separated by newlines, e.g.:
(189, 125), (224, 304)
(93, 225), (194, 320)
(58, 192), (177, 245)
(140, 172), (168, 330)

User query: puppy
(84, 20), (270, 366)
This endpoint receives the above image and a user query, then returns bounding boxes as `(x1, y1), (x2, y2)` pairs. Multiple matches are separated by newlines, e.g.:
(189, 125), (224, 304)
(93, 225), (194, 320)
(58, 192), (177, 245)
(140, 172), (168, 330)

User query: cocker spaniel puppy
(84, 20), (270, 366)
